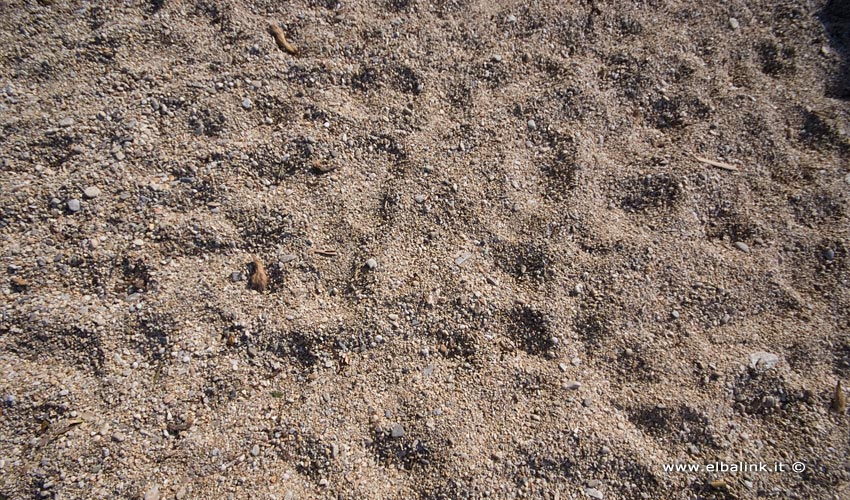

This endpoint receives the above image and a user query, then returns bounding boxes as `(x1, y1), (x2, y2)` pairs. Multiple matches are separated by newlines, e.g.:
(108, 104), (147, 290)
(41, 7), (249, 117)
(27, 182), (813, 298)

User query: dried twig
(249, 256), (268, 291)
(693, 154), (739, 172)
(313, 248), (338, 257)
(268, 23), (298, 55)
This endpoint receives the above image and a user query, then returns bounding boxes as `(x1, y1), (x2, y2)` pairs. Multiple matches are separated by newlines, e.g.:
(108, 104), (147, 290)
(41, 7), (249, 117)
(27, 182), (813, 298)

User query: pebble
(729, 17), (740, 29)
(571, 356), (581, 366)
(112, 432), (125, 443)
(506, 14), (517, 23)
(242, 98), (252, 110)
(365, 258), (378, 270)
(414, 194), (426, 203)
(455, 252), (473, 266)
(230, 272), (244, 282)
(559, 363), (568, 372)
(58, 117), (74, 128)
(823, 248), (835, 262)
(750, 351), (780, 370)
(671, 310), (680, 319)
(251, 444), (260, 456)
(492, 54), (502, 62)
(585, 487), (604, 499)
(391, 424), (405, 438)
(582, 397), (594, 407)
(67, 199), (81, 212)
(527, 119), (537, 130)
(734, 241), (749, 253)
(83, 186), (101, 199)
(3, 394), (15, 406)
(563, 381), (581, 390)
(143, 485), (160, 500)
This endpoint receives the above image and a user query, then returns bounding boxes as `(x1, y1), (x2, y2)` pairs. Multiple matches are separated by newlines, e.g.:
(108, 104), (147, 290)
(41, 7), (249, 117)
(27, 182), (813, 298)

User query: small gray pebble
(414, 194), (426, 203)
(585, 487), (603, 499)
(823, 248), (835, 262)
(734, 241), (749, 253)
(671, 310), (680, 319)
(3, 394), (15, 406)
(112, 433), (125, 443)
(492, 54), (502, 62)
(83, 186), (101, 199)
(67, 199), (81, 212)
(391, 424), (405, 438)
(58, 117), (74, 128)
(729, 17), (740, 29)
(365, 258), (377, 270)
(582, 397), (594, 407)
(230, 272), (244, 282)
(587, 480), (601, 488)
(251, 444), (260, 456)
(527, 119), (537, 130)
(506, 14), (517, 23)
(242, 98), (252, 110)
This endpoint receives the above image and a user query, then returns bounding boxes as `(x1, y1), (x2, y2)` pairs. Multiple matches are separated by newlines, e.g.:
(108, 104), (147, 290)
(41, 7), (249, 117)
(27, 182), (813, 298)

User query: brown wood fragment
(313, 247), (337, 257)
(249, 256), (268, 291)
(268, 23), (298, 55)
(311, 159), (337, 174)
(833, 380), (846, 414)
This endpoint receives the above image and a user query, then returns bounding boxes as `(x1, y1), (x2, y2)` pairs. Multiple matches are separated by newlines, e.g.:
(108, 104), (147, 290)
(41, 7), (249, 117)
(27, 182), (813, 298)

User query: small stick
(693, 154), (739, 172)
(249, 256), (268, 291)
(268, 23), (298, 55)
